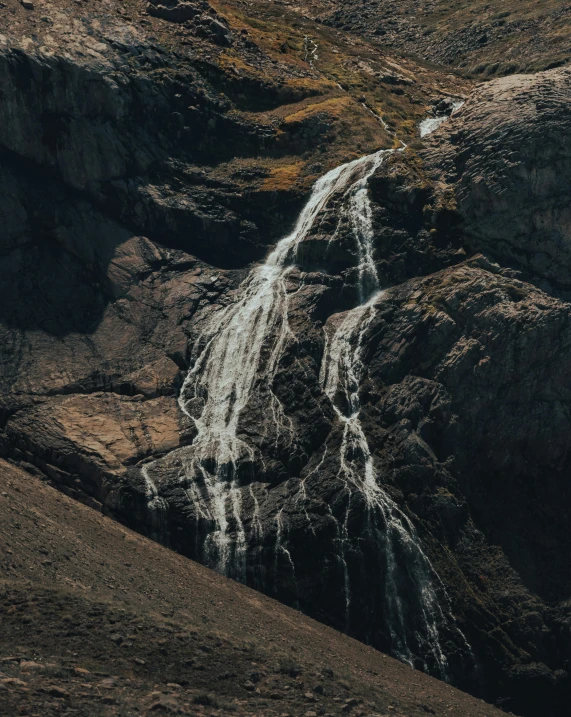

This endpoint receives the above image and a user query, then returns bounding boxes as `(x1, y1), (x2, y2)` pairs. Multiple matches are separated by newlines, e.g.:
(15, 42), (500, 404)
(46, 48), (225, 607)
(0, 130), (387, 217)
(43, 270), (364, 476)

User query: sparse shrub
(217, 701), (237, 712)
(192, 693), (219, 707)
(279, 657), (301, 677)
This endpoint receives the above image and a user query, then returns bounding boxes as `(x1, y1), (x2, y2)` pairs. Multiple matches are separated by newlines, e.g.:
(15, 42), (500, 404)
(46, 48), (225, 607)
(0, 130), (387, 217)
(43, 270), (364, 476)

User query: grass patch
(261, 162), (304, 191)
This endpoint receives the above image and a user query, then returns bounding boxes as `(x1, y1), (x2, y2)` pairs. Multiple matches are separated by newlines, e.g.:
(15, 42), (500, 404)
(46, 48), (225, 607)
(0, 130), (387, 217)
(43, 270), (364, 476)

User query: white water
(142, 130), (469, 674)
(360, 101), (391, 134)
(320, 293), (452, 674)
(304, 35), (319, 68)
(174, 149), (394, 577)
(140, 463), (168, 540)
(419, 100), (465, 138)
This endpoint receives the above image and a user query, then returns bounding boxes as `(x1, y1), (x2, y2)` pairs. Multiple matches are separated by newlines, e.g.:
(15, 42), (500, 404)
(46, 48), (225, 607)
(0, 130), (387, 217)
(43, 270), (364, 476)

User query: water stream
(319, 291), (454, 673)
(141, 107), (469, 675)
(419, 100), (465, 138)
(175, 150), (393, 577)
(303, 35), (319, 68)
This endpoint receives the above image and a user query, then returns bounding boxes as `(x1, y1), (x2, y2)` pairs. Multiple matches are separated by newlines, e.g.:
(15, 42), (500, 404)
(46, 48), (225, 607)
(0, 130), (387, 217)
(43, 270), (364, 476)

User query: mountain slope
(0, 458), (504, 717)
(319, 0), (571, 75)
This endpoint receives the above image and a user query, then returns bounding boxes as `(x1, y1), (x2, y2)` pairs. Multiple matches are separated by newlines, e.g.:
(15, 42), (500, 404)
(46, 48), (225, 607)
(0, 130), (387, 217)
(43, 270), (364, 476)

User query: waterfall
(320, 294), (454, 675)
(317, 158), (453, 673)
(174, 150), (394, 578)
(419, 100), (465, 137)
(140, 464), (168, 542)
(141, 138), (470, 676)
(303, 35), (319, 68)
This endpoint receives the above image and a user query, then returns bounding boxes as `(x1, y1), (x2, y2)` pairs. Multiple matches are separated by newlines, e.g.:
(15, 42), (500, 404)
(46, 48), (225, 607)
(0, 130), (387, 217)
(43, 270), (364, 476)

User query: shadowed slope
(0, 458), (503, 717)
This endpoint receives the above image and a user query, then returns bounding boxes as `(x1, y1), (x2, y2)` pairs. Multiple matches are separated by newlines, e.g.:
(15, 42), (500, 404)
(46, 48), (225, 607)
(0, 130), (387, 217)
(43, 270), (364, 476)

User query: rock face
(0, 13), (289, 269)
(424, 70), (571, 293)
(2, 0), (571, 713)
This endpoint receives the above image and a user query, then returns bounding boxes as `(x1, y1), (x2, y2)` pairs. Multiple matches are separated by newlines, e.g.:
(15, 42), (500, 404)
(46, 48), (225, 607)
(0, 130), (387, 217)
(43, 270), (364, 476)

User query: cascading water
(316, 145), (462, 675)
(303, 35), (319, 68)
(419, 100), (465, 138)
(171, 151), (394, 578)
(319, 293), (454, 675)
(141, 118), (471, 676)
(140, 464), (168, 541)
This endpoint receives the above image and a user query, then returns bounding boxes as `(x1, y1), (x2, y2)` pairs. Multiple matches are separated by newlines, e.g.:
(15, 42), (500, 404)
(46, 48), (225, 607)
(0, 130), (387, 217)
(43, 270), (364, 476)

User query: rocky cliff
(1, 0), (571, 715)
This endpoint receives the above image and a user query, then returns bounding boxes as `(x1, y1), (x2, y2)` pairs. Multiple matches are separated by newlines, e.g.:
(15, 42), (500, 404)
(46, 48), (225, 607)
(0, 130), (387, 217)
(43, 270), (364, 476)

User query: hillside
(319, 0), (571, 75)
(0, 459), (504, 717)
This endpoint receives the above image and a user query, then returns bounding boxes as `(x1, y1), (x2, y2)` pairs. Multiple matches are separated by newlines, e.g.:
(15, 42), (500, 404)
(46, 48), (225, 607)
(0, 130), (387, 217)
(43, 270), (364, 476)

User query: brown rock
(0, 677), (27, 687)
(19, 660), (43, 670)
(48, 686), (69, 698)
(146, 0), (201, 23)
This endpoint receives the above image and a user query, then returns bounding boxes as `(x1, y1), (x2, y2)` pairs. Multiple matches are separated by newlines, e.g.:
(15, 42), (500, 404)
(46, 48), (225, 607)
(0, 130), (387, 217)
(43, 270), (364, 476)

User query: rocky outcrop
(0, 16), (282, 267)
(146, 0), (233, 46)
(1, 0), (383, 269)
(423, 69), (571, 294)
(103, 67), (571, 716)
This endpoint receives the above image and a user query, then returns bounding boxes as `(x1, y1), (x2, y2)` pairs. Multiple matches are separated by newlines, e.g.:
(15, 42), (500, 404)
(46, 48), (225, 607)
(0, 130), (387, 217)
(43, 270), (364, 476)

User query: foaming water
(140, 464), (168, 541)
(419, 100), (465, 138)
(174, 150), (394, 577)
(142, 138), (471, 675)
(320, 293), (453, 675)
(303, 35), (319, 68)
(315, 132), (471, 672)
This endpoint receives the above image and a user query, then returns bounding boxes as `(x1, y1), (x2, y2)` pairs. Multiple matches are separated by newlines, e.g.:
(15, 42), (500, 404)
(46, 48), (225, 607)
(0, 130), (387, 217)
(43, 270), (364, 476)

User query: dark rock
(146, 0), (203, 23)
(423, 68), (571, 293)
